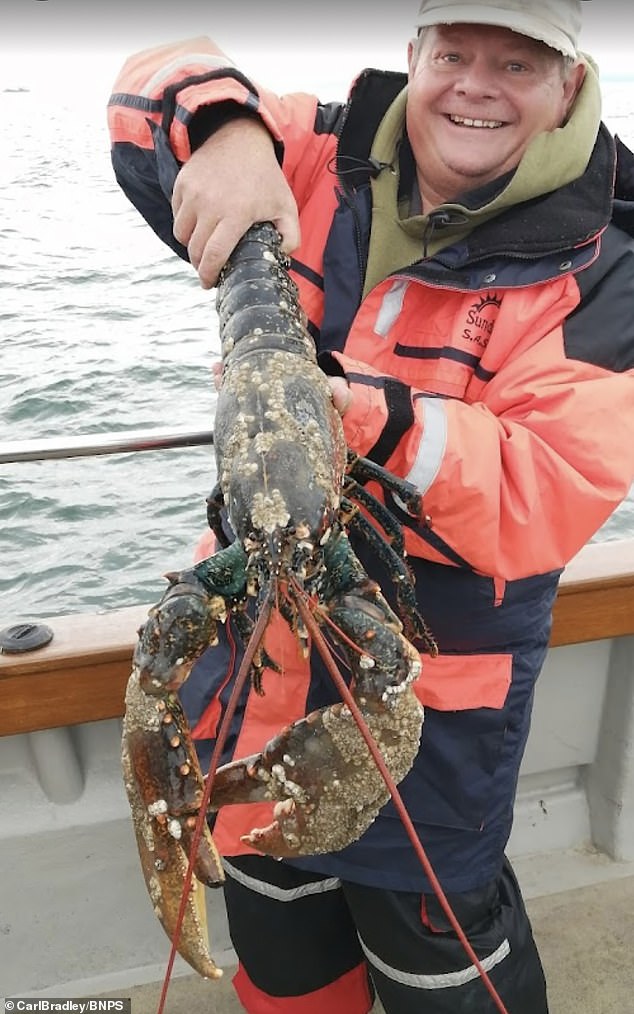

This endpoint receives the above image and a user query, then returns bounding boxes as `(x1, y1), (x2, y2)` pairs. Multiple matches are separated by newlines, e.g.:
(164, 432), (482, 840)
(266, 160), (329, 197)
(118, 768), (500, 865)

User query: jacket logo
(460, 293), (502, 350)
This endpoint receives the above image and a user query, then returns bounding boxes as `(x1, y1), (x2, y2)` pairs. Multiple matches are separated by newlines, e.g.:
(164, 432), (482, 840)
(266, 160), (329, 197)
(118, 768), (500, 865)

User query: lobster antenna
(290, 577), (511, 1014)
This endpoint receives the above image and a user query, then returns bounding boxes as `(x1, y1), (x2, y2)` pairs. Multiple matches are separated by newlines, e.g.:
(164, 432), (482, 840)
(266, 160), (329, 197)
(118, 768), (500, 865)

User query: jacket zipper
(336, 186), (368, 283)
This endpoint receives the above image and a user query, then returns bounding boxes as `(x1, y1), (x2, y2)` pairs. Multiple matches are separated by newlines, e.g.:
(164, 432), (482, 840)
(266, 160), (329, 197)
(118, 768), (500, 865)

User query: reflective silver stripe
(359, 934), (511, 990)
(405, 397), (447, 494)
(374, 280), (409, 338)
(222, 859), (341, 902)
(141, 54), (236, 98)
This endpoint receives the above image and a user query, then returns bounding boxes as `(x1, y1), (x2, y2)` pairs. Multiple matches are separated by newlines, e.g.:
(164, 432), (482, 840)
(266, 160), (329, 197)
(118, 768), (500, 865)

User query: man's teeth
(449, 115), (503, 128)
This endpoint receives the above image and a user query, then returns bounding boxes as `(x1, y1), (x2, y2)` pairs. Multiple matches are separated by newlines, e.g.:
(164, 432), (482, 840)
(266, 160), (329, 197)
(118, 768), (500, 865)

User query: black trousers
(222, 853), (548, 1013)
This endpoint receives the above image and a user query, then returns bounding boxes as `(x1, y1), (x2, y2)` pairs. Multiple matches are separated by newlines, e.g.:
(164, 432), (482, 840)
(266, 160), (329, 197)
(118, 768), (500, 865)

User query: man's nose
(453, 59), (500, 99)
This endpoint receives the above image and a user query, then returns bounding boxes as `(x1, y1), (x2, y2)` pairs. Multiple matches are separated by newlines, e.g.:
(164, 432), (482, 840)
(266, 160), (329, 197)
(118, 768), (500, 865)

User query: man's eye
(507, 62), (528, 72)
(441, 52), (461, 63)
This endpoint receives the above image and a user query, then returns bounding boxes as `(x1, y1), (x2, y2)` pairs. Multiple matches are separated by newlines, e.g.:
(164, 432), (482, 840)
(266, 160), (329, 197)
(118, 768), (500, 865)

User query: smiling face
(406, 24), (585, 210)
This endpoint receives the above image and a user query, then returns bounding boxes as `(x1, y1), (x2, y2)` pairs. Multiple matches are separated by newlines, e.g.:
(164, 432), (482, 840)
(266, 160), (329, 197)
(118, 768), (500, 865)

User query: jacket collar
(337, 69), (621, 261)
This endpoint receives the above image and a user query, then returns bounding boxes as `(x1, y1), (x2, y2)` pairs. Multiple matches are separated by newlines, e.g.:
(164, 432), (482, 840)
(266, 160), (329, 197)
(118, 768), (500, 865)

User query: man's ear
(563, 59), (587, 118)
(407, 37), (419, 81)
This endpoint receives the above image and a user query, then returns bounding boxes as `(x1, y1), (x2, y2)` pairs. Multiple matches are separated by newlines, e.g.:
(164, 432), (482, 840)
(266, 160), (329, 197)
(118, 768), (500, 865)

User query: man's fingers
(186, 218), (219, 279)
(196, 218), (253, 289)
(173, 192), (300, 288)
(275, 211), (301, 255)
(172, 199), (199, 248)
(328, 376), (352, 416)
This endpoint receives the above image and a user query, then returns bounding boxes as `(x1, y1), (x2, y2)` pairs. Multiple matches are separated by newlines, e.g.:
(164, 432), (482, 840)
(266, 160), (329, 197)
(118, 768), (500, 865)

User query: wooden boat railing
(1, 429), (633, 738)
(1, 537), (632, 738)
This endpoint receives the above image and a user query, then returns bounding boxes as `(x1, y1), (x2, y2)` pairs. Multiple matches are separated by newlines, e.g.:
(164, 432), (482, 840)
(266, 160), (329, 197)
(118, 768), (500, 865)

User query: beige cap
(415, 0), (583, 59)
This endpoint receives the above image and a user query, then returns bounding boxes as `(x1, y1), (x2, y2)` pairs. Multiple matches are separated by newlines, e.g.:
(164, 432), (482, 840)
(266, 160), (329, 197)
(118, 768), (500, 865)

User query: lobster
(121, 222), (438, 982)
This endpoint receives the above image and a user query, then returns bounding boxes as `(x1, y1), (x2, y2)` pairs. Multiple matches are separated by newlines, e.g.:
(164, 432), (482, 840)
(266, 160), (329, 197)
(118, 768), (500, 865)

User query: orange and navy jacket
(109, 40), (634, 892)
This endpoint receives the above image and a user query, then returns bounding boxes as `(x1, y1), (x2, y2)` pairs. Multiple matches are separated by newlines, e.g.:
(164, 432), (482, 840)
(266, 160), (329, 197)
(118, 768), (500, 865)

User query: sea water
(1, 56), (633, 626)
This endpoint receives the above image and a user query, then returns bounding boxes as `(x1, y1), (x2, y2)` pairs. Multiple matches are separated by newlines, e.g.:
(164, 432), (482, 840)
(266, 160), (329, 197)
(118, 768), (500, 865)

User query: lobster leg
(346, 452), (425, 517)
(342, 479), (408, 559)
(205, 481), (233, 548)
(345, 507), (437, 653)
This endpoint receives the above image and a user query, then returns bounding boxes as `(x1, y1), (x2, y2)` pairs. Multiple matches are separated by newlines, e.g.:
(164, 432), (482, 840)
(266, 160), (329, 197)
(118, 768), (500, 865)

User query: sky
(1, 0), (633, 99)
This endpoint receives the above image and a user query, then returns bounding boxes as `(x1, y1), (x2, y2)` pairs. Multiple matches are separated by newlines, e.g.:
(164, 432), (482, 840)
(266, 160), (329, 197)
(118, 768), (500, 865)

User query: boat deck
(90, 862), (634, 1014)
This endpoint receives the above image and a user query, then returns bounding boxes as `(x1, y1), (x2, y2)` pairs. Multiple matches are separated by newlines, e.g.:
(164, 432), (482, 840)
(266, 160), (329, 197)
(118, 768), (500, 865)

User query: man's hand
(172, 117), (300, 288)
(328, 376), (352, 416)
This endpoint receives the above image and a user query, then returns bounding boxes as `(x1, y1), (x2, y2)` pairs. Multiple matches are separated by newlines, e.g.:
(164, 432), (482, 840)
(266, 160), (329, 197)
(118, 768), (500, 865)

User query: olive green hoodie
(363, 57), (602, 297)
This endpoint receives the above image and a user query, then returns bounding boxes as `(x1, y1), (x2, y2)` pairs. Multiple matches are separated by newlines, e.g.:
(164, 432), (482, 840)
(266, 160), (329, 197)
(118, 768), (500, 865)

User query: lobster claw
(122, 667), (224, 979)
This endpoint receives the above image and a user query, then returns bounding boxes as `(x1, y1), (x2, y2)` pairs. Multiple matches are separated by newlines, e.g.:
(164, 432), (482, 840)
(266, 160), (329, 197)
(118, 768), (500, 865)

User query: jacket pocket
(414, 651), (512, 711)
(394, 652), (513, 832)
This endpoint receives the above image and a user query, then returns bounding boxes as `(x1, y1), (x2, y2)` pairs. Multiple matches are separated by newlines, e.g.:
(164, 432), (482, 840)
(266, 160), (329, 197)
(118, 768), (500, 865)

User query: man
(108, 1), (634, 1011)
